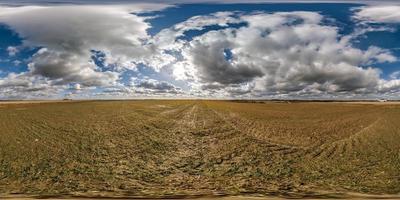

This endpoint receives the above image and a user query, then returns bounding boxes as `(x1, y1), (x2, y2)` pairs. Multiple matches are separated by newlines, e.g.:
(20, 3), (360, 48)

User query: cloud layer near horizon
(1, 3), (400, 99)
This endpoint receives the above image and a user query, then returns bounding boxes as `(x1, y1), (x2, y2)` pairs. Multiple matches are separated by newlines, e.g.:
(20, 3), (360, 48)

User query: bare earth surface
(0, 100), (399, 199)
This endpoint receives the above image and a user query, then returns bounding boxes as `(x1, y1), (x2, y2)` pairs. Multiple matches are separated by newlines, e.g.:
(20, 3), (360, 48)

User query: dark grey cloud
(102, 87), (131, 94)
(0, 4), (168, 89)
(165, 11), (398, 97)
(1, 3), (400, 99)
(133, 78), (182, 94)
(28, 49), (118, 87)
(189, 38), (264, 85)
(0, 4), (170, 99)
(0, 72), (66, 99)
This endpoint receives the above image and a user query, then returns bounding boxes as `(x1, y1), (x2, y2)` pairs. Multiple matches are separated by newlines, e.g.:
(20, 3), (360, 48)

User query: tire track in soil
(307, 118), (382, 160)
(208, 106), (304, 157)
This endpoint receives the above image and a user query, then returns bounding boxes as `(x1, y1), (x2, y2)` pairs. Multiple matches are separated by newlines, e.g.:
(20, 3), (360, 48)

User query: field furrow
(0, 100), (399, 197)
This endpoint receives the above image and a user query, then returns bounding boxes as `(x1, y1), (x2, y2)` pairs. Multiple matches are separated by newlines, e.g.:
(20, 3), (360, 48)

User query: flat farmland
(0, 100), (399, 198)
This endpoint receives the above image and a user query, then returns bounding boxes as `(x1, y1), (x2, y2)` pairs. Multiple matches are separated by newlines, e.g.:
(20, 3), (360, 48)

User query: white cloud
(0, 4), (169, 87)
(2, 1), (400, 6)
(0, 4), (172, 99)
(73, 83), (81, 90)
(354, 6), (400, 23)
(389, 71), (400, 79)
(6, 46), (19, 56)
(159, 11), (397, 97)
(0, 72), (66, 99)
(1, 4), (400, 99)
(12, 60), (22, 66)
(148, 11), (243, 70)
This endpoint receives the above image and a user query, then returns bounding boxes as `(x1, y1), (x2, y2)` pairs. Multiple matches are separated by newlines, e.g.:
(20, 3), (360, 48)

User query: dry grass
(0, 100), (399, 198)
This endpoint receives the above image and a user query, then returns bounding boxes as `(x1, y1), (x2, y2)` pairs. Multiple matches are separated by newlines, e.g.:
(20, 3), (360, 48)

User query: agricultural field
(0, 100), (399, 198)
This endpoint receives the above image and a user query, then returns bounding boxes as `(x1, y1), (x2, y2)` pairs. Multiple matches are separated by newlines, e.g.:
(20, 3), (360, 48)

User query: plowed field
(0, 100), (399, 198)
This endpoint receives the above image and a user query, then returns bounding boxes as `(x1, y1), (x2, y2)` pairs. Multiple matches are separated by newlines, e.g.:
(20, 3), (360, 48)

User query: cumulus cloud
(27, 48), (119, 87)
(0, 72), (66, 99)
(354, 6), (400, 23)
(90, 79), (184, 98)
(145, 11), (244, 71)
(1, 3), (400, 99)
(6, 46), (19, 56)
(132, 78), (183, 94)
(73, 83), (81, 90)
(159, 11), (397, 97)
(389, 71), (400, 79)
(0, 4), (168, 87)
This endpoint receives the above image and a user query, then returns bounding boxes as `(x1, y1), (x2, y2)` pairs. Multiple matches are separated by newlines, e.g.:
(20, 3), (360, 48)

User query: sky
(1, 1), (400, 99)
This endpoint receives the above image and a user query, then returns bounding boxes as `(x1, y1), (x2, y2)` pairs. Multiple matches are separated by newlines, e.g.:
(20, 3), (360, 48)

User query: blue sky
(145, 3), (400, 75)
(1, 1), (400, 99)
